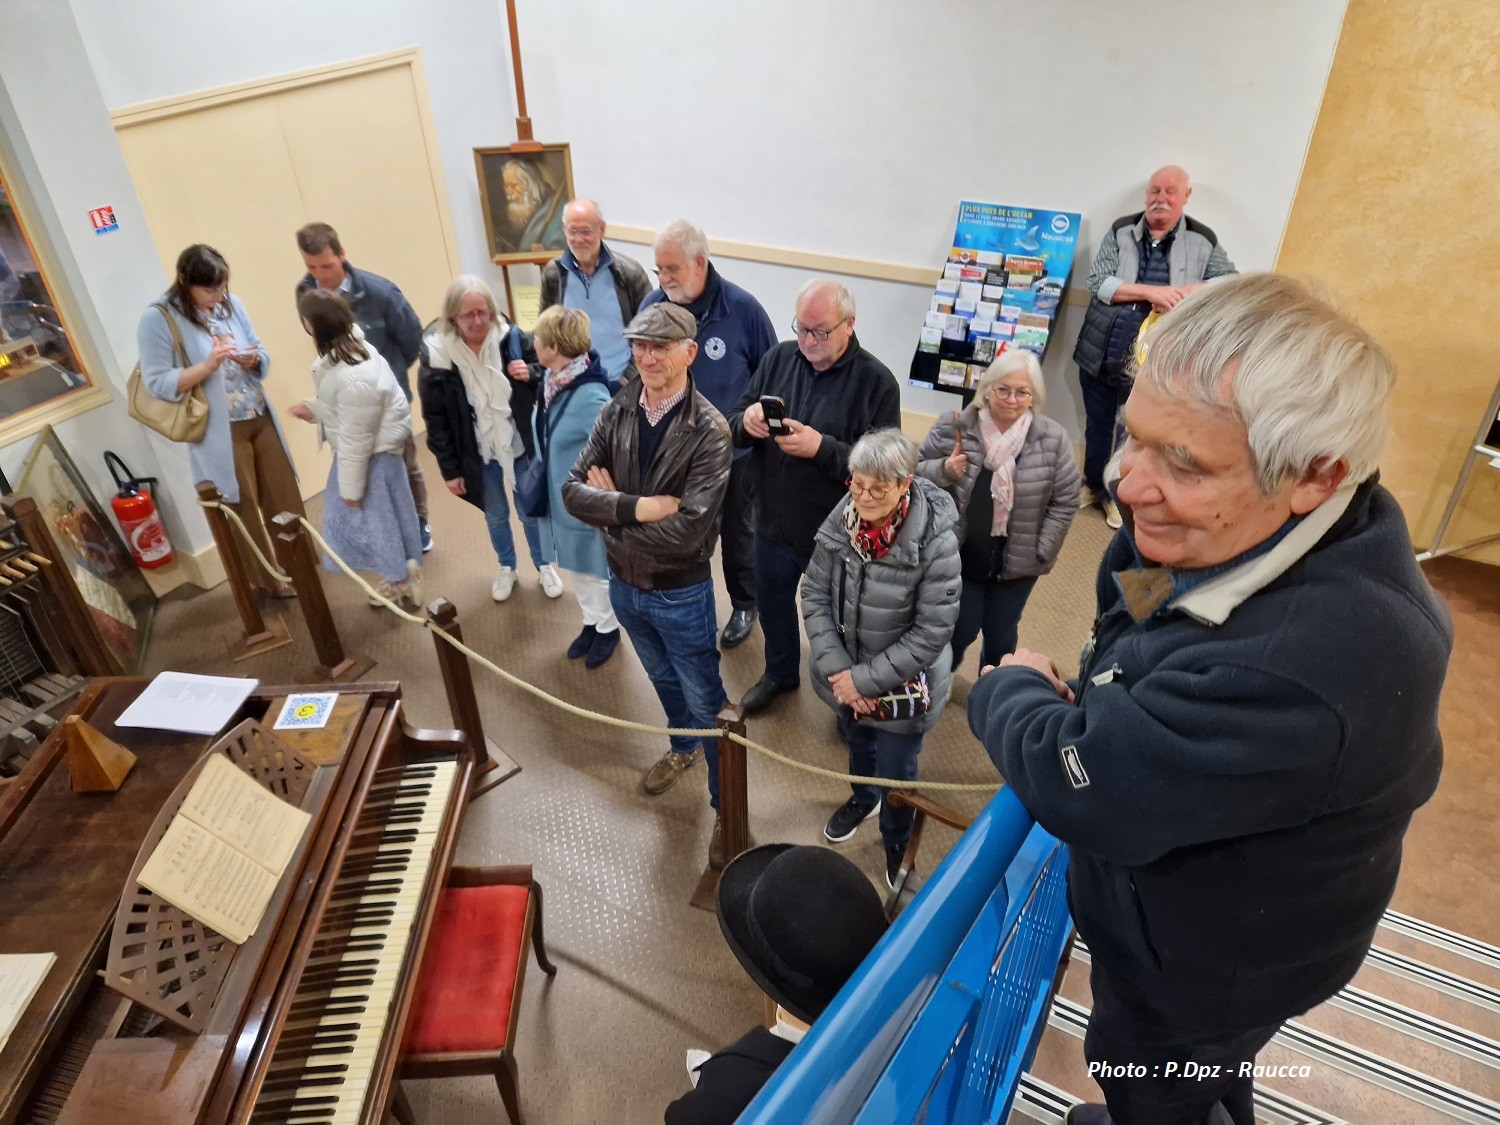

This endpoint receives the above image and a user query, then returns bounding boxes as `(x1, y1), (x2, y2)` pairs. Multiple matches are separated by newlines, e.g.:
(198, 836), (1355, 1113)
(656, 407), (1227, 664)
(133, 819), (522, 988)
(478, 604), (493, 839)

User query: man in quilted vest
(1071, 167), (1236, 528)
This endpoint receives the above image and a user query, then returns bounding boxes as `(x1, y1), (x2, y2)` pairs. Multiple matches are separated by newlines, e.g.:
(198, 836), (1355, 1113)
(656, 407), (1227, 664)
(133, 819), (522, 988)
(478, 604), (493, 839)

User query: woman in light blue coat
(137, 244), (303, 595)
(530, 306), (618, 668)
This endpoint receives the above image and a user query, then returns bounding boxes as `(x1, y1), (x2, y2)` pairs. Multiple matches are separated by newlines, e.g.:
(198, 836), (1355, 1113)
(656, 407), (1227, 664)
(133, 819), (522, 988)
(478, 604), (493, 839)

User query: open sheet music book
(0, 953), (56, 1053)
(137, 755), (311, 944)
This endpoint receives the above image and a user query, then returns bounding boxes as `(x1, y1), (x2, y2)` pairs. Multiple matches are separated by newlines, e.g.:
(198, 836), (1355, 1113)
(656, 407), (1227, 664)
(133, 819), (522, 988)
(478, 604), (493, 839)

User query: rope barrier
(210, 500), (294, 585)
(199, 498), (1001, 794)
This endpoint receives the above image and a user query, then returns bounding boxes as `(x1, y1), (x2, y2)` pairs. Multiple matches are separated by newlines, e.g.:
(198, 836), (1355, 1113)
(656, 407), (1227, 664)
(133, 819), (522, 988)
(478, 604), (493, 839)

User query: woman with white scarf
(418, 275), (563, 602)
(916, 350), (1081, 669)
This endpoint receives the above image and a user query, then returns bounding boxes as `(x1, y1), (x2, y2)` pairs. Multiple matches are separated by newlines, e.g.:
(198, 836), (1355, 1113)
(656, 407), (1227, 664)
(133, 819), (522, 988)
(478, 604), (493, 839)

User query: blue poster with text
(949, 201), (1082, 283)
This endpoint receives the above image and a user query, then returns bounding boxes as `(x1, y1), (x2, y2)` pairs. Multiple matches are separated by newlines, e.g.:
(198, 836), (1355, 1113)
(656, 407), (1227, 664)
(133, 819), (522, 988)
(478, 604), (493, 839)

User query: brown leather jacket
(561, 378), (731, 590)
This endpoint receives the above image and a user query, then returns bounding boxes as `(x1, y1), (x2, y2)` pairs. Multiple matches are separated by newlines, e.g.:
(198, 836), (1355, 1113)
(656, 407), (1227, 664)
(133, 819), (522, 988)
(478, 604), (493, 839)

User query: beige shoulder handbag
(127, 303), (210, 443)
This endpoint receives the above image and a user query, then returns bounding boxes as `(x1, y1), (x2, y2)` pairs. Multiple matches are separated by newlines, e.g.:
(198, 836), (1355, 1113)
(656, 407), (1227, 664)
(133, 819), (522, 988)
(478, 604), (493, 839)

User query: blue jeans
(481, 457), (554, 571)
(1079, 372), (1131, 494)
(840, 711), (923, 850)
(951, 577), (1039, 669)
(609, 576), (729, 809)
(753, 535), (813, 688)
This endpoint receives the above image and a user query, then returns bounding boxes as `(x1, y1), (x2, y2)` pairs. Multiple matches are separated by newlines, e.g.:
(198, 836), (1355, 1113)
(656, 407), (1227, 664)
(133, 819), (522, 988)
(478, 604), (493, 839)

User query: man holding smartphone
(726, 278), (902, 715)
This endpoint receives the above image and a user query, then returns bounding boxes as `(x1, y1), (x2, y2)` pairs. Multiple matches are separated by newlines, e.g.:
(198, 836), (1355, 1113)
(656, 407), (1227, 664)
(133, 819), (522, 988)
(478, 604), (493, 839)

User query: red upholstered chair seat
(405, 883), (531, 1054)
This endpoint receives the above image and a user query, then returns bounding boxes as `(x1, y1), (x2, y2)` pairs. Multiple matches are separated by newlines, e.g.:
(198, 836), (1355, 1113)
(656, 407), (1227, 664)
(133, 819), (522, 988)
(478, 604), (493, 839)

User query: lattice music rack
(103, 720), (315, 1033)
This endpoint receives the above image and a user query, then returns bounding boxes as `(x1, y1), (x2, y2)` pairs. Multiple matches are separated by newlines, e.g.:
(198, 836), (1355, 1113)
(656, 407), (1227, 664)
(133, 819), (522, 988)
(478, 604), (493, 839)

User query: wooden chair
(392, 864), (557, 1125)
(884, 791), (974, 918)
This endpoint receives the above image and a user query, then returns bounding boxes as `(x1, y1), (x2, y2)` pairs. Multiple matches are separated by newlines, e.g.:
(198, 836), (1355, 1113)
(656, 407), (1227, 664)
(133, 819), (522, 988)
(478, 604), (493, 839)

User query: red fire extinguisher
(105, 451), (174, 569)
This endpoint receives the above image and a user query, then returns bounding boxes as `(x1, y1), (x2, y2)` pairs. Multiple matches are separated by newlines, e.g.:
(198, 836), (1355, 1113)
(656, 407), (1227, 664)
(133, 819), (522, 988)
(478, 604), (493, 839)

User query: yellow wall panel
(1276, 0), (1500, 562)
(114, 54), (457, 504)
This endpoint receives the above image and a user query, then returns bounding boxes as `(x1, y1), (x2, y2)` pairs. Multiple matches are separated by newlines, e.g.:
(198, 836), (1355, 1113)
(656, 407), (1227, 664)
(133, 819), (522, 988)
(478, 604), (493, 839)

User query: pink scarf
(978, 408), (1031, 537)
(543, 353), (591, 407)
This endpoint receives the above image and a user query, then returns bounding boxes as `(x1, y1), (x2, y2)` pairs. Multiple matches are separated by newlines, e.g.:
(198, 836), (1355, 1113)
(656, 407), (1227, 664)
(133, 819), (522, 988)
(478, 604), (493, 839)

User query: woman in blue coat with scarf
(529, 306), (619, 668)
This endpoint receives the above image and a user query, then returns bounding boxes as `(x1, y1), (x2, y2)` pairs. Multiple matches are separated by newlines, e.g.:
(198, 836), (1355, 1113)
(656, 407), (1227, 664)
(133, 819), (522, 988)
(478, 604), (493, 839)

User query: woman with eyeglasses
(417, 275), (562, 603)
(136, 243), (303, 597)
(800, 429), (961, 889)
(916, 350), (1080, 671)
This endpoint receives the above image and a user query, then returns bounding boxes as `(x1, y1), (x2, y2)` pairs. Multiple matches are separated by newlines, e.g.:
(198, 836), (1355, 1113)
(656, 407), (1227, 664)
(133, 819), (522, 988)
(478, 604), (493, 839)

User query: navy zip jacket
(968, 480), (1448, 1038)
(296, 263), (423, 400)
(641, 264), (777, 459)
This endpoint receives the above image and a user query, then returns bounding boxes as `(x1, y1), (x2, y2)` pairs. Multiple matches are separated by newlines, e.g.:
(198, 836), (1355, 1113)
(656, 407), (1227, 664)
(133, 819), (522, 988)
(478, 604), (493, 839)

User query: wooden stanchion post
(690, 703), (750, 912)
(270, 511), (373, 683)
(196, 482), (291, 661)
(426, 598), (518, 798)
(716, 704), (750, 863)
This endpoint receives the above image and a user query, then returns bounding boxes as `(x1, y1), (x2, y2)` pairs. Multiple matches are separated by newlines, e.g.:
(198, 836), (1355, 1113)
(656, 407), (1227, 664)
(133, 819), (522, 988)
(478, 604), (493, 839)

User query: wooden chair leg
(530, 881), (557, 976)
(388, 1082), (418, 1125)
(494, 1050), (523, 1125)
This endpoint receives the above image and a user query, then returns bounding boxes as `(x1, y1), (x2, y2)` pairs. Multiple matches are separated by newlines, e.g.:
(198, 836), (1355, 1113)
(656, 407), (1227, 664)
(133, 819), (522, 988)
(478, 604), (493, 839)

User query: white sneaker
(538, 563), (564, 599)
(1103, 498), (1123, 529)
(1078, 485), (1095, 510)
(491, 566), (517, 602)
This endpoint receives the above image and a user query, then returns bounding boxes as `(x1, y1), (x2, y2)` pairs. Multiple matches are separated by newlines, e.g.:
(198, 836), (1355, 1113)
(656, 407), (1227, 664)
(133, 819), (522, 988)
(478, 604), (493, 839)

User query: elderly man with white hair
(1073, 165), (1237, 528)
(641, 219), (778, 649)
(727, 278), (902, 714)
(538, 199), (650, 383)
(970, 274), (1449, 1125)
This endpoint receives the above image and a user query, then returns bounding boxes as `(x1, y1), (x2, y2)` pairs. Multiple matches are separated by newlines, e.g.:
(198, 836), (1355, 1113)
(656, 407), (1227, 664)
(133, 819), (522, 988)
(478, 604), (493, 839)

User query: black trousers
(720, 455), (756, 611)
(1084, 964), (1281, 1125)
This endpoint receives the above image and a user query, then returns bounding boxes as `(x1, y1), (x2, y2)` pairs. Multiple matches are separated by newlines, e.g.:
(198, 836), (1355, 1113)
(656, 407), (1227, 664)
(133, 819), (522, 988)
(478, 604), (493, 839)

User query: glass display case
(0, 168), (101, 431)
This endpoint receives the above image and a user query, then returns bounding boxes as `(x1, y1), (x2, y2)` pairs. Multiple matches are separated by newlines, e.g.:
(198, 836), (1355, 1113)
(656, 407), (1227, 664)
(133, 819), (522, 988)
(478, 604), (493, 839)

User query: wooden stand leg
(426, 598), (519, 796)
(196, 482), (292, 660)
(270, 512), (373, 683)
(691, 704), (750, 912)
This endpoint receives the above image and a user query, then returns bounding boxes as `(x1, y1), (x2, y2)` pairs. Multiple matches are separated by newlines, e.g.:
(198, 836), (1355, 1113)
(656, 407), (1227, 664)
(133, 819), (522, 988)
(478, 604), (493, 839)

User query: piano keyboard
(249, 758), (458, 1124)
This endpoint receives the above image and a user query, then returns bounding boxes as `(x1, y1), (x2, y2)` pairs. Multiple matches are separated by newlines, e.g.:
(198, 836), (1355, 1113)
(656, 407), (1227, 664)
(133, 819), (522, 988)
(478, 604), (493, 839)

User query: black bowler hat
(716, 844), (889, 1024)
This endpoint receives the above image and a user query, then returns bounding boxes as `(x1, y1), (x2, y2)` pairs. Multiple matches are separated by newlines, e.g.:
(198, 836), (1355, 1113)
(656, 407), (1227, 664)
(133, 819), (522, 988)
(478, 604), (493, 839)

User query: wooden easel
(496, 0), (557, 324)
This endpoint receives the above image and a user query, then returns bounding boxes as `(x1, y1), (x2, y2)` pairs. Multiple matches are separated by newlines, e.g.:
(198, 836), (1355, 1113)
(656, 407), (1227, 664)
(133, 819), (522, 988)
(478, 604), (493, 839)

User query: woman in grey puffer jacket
(916, 351), (1080, 669)
(802, 429), (961, 889)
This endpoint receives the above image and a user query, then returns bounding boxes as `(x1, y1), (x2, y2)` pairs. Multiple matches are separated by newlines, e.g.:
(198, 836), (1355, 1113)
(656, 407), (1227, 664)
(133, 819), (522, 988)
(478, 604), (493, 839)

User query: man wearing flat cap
(564, 304), (734, 866)
(665, 843), (890, 1124)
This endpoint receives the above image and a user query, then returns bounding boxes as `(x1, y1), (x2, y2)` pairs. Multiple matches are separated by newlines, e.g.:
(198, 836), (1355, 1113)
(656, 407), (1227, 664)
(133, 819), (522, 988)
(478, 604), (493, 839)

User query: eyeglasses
(630, 339), (681, 359)
(455, 309), (492, 323)
(989, 386), (1034, 402)
(847, 477), (904, 501)
(791, 317), (850, 343)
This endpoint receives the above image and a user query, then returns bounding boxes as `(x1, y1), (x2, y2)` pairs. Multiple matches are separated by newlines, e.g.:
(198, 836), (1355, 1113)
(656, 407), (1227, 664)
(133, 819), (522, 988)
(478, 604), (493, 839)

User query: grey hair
(566, 198), (604, 223)
(796, 277), (856, 320)
(848, 428), (918, 483)
(440, 274), (500, 327)
(656, 219), (709, 262)
(974, 349), (1046, 413)
(1136, 272), (1394, 494)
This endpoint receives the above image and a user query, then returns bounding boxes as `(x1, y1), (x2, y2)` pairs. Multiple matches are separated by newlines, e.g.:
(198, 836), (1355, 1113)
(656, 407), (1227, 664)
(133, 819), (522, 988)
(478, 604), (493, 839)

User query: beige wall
(114, 52), (460, 499)
(1276, 0), (1500, 562)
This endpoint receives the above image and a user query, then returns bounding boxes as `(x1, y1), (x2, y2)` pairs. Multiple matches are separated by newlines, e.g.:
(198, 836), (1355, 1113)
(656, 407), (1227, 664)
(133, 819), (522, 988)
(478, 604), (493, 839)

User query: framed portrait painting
(18, 426), (155, 672)
(475, 144), (574, 264)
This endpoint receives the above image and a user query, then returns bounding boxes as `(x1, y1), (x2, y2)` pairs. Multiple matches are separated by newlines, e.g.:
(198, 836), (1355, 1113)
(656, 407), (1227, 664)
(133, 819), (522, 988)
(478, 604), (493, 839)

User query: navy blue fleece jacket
(968, 481), (1448, 1037)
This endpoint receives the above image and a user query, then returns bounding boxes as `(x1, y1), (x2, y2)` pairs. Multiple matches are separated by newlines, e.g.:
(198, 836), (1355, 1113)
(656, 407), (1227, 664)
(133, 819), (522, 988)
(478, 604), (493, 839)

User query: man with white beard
(1070, 165), (1236, 528)
(495, 159), (565, 254)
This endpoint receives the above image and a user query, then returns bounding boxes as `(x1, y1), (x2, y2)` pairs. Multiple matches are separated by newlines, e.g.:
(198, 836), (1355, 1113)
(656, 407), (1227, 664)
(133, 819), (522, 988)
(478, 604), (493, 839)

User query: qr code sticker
(274, 693), (339, 730)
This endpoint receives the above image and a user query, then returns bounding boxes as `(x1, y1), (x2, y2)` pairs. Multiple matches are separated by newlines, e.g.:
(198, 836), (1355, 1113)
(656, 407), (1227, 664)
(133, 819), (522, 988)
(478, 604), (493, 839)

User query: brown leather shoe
(642, 746), (702, 795)
(708, 815), (726, 870)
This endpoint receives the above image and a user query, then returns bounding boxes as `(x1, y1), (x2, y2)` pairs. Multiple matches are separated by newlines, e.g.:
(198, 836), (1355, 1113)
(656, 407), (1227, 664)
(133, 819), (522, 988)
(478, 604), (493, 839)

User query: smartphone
(760, 395), (788, 433)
